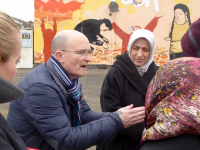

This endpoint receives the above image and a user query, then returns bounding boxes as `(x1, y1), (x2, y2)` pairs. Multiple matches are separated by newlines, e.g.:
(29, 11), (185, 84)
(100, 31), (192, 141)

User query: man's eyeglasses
(61, 50), (93, 57)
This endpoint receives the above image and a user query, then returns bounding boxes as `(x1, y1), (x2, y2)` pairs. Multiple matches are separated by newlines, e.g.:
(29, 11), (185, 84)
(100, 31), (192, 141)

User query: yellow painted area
(63, 9), (88, 30)
(82, 0), (127, 12)
(126, 5), (135, 14)
(189, 8), (193, 16)
(82, 0), (110, 12)
(173, 0), (191, 5)
(34, 27), (44, 52)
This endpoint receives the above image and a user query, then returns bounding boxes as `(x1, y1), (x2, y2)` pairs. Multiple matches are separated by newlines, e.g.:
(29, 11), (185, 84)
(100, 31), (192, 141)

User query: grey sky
(0, 0), (34, 22)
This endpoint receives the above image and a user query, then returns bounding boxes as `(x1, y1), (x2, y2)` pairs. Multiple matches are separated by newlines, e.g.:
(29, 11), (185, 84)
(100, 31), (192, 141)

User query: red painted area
(112, 16), (163, 54)
(41, 17), (57, 62)
(145, 16), (163, 32)
(112, 22), (131, 54)
(35, 0), (84, 13)
(35, 0), (82, 62)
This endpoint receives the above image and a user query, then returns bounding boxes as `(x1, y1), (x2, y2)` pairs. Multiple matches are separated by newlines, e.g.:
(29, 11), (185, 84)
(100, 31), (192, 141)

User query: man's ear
(54, 51), (64, 63)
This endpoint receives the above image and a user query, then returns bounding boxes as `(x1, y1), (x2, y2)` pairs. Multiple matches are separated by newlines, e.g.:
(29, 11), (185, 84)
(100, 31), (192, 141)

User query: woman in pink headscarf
(141, 57), (200, 150)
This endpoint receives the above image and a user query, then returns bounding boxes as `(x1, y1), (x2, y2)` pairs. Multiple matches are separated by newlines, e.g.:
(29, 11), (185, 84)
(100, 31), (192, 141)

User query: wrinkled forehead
(67, 35), (90, 50)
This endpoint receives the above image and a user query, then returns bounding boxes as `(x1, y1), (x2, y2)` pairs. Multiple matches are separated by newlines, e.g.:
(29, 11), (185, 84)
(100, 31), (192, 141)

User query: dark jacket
(7, 60), (124, 150)
(0, 77), (27, 150)
(97, 52), (158, 150)
(0, 114), (27, 150)
(140, 134), (200, 150)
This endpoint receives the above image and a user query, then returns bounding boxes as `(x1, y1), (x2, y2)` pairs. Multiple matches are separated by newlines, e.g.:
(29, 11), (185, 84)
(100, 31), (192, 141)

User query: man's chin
(79, 71), (87, 78)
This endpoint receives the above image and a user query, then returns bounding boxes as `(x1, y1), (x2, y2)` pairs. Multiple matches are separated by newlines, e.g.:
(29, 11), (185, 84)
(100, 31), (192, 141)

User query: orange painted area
(35, 0), (84, 14)
(154, 46), (169, 66)
(89, 41), (121, 65)
(35, 7), (72, 22)
(34, 52), (44, 63)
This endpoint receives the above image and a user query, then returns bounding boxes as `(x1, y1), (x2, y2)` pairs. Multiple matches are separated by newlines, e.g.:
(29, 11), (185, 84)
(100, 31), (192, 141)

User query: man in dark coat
(7, 30), (145, 150)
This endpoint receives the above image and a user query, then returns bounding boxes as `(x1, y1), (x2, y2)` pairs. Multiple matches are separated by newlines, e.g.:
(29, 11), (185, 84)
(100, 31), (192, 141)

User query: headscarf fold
(142, 57), (200, 144)
(127, 29), (156, 76)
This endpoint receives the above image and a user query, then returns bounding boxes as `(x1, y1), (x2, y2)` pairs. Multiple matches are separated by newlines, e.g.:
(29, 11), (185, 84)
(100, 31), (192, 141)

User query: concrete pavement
(0, 67), (110, 150)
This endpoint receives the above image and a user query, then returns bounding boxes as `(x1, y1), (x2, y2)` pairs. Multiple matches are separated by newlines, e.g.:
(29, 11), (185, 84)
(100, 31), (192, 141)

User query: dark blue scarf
(50, 55), (81, 126)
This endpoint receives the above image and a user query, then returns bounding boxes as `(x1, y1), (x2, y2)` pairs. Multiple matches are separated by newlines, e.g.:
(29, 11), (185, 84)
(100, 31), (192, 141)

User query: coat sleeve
(100, 69), (124, 112)
(21, 84), (124, 150)
(80, 97), (112, 124)
(100, 69), (144, 141)
(0, 126), (27, 150)
(0, 136), (14, 150)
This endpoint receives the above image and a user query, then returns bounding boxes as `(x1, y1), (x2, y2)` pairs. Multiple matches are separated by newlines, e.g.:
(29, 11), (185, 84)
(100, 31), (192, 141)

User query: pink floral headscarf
(142, 57), (200, 144)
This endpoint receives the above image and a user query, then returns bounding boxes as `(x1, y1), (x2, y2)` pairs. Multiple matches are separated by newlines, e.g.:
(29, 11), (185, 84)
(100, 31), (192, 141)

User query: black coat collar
(112, 52), (158, 98)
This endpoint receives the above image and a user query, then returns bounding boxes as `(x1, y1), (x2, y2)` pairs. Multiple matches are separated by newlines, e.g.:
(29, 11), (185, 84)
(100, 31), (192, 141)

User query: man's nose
(85, 54), (92, 62)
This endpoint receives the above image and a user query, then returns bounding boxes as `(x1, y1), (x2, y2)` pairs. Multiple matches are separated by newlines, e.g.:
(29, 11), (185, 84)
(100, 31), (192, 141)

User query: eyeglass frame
(61, 49), (93, 57)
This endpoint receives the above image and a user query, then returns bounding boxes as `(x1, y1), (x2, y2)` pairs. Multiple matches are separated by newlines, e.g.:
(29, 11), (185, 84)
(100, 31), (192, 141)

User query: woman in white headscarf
(97, 29), (158, 150)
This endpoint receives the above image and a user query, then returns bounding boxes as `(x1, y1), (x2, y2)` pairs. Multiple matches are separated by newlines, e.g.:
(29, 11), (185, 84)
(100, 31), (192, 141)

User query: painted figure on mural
(41, 17), (57, 63)
(113, 15), (163, 54)
(74, 19), (112, 51)
(164, 3), (191, 60)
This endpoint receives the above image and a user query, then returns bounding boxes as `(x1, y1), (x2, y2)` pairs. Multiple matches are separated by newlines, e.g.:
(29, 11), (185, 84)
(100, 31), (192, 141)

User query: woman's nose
(137, 49), (143, 56)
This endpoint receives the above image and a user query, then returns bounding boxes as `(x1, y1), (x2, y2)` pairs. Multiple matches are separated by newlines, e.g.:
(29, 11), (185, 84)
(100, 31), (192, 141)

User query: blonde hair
(0, 11), (19, 62)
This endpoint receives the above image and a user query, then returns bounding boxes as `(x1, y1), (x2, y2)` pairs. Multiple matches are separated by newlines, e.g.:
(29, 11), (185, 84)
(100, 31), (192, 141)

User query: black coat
(0, 113), (27, 150)
(97, 52), (158, 150)
(140, 134), (200, 150)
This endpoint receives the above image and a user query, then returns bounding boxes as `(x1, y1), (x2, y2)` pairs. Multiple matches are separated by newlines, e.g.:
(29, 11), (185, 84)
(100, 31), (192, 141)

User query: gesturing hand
(117, 104), (145, 128)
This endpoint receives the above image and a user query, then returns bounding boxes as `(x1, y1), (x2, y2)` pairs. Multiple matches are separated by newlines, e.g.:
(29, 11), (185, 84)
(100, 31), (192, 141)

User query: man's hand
(117, 104), (145, 128)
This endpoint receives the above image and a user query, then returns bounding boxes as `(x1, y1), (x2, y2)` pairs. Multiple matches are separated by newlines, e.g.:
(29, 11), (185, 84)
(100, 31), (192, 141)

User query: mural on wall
(74, 19), (113, 51)
(34, 0), (200, 65)
(164, 3), (191, 60)
(112, 15), (163, 54)
(34, 0), (84, 63)
(41, 17), (57, 62)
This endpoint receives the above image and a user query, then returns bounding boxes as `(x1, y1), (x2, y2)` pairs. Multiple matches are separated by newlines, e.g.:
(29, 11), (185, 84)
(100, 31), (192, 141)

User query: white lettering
(121, 0), (159, 12)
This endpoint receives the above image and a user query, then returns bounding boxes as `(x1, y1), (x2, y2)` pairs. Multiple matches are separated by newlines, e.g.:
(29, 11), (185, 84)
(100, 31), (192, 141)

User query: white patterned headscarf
(127, 29), (156, 76)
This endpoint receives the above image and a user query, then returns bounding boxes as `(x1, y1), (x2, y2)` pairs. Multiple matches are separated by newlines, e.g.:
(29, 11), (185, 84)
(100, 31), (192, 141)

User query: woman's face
(0, 31), (22, 83)
(175, 8), (187, 21)
(130, 38), (150, 67)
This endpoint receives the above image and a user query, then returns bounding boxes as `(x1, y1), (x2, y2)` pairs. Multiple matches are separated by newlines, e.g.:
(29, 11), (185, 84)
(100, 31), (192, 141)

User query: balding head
(51, 30), (88, 54)
(51, 30), (91, 80)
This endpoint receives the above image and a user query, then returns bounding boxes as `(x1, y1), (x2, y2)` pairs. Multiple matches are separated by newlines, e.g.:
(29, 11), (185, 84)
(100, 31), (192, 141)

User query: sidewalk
(1, 67), (110, 150)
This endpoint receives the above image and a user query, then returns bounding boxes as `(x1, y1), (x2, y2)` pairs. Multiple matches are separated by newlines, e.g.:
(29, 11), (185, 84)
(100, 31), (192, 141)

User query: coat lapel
(113, 52), (155, 98)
